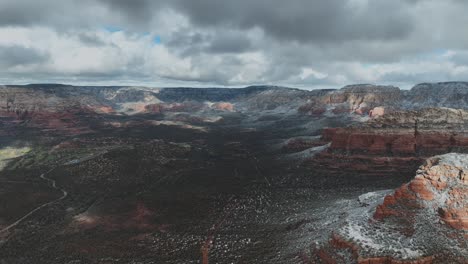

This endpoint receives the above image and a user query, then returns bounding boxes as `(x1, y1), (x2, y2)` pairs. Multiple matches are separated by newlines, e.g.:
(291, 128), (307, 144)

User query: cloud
(206, 32), (253, 54)
(174, 0), (414, 43)
(94, 0), (414, 44)
(0, 45), (49, 67)
(77, 32), (107, 46)
(0, 0), (467, 88)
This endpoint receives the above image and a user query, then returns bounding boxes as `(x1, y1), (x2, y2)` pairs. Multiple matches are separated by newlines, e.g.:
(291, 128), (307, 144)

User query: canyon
(0, 82), (467, 263)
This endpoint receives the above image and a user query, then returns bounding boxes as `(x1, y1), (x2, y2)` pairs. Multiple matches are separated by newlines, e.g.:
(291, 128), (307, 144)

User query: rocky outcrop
(326, 84), (402, 114)
(0, 86), (107, 134)
(210, 102), (234, 112)
(322, 128), (468, 157)
(375, 154), (468, 230)
(298, 84), (400, 116)
(407, 82), (468, 109)
(299, 82), (468, 117)
(2, 82), (468, 136)
(3, 82), (468, 120)
(367, 107), (468, 129)
(314, 154), (468, 263)
(311, 108), (468, 176)
(369, 107), (385, 118)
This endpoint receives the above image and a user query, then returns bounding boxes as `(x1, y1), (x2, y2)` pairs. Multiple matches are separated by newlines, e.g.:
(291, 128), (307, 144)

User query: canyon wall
(311, 108), (468, 176)
(314, 153), (468, 263)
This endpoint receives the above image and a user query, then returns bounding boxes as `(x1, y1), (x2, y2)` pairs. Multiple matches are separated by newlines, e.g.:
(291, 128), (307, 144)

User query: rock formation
(369, 107), (385, 118)
(299, 82), (468, 116)
(314, 153), (468, 263)
(311, 108), (468, 176)
(375, 153), (468, 230)
(210, 102), (234, 112)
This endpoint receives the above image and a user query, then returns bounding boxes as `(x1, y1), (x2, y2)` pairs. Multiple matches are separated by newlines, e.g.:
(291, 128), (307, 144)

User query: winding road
(0, 151), (110, 237)
(0, 167), (68, 235)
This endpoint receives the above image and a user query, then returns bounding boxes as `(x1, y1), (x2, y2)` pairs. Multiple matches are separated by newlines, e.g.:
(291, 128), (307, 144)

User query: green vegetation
(0, 146), (31, 170)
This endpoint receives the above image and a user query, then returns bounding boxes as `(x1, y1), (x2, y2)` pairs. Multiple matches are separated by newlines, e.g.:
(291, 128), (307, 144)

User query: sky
(0, 0), (468, 89)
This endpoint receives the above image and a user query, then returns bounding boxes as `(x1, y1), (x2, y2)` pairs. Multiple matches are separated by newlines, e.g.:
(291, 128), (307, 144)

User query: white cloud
(0, 0), (468, 88)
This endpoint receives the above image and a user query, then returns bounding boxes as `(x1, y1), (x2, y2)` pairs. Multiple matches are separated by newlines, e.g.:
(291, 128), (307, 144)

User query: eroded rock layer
(314, 154), (468, 263)
(311, 108), (468, 177)
(375, 154), (468, 230)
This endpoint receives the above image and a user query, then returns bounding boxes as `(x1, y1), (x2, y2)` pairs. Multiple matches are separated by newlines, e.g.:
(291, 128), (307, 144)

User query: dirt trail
(0, 152), (110, 237)
(0, 167), (67, 235)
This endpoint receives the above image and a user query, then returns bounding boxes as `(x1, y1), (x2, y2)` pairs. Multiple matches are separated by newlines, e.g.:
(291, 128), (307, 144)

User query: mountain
(0, 82), (467, 263)
(315, 153), (467, 263)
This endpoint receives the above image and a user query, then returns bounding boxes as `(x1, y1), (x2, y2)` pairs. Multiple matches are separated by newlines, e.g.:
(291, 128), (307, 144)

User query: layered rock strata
(375, 154), (468, 230)
(311, 108), (468, 176)
(314, 153), (468, 263)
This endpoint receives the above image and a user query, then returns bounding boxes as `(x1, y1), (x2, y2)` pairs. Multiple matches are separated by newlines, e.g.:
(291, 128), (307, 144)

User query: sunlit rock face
(299, 82), (468, 117)
(369, 107), (385, 118)
(314, 153), (468, 264)
(298, 84), (401, 116)
(375, 153), (468, 231)
(209, 102), (234, 112)
(326, 84), (402, 114)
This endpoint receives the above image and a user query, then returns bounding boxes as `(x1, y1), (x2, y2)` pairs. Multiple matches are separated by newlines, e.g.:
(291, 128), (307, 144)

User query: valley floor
(0, 116), (412, 264)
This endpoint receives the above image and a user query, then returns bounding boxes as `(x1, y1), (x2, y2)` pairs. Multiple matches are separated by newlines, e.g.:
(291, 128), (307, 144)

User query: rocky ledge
(310, 108), (468, 177)
(314, 153), (468, 263)
(375, 153), (468, 230)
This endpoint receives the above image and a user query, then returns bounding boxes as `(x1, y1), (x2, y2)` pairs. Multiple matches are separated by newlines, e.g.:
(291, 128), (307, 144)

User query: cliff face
(311, 108), (468, 176)
(3, 82), (468, 121)
(407, 82), (468, 109)
(375, 153), (468, 230)
(326, 84), (402, 114)
(298, 84), (402, 116)
(2, 82), (468, 137)
(0, 86), (103, 134)
(299, 82), (468, 116)
(1, 85), (317, 136)
(314, 154), (468, 264)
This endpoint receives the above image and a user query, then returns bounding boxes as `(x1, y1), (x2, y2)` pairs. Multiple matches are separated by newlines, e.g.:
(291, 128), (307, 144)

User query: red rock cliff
(311, 108), (468, 177)
(375, 154), (468, 230)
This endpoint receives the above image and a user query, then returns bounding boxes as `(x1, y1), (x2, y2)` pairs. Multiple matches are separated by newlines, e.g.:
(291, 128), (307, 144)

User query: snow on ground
(436, 153), (468, 168)
(285, 143), (330, 160)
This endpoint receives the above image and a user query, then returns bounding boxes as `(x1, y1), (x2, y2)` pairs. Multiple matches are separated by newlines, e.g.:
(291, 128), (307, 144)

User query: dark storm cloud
(76, 32), (107, 46)
(167, 31), (206, 50)
(0, 1), (44, 26)
(165, 31), (208, 57)
(0, 45), (49, 67)
(166, 29), (253, 57)
(206, 33), (252, 54)
(1, 0), (468, 87)
(177, 0), (414, 43)
(0, 0), (463, 45)
(96, 0), (415, 43)
(97, 0), (165, 27)
(0, 0), (93, 27)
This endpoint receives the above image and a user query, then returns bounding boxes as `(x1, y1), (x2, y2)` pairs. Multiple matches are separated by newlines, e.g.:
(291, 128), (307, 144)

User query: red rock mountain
(312, 108), (468, 177)
(314, 153), (468, 264)
(375, 153), (468, 231)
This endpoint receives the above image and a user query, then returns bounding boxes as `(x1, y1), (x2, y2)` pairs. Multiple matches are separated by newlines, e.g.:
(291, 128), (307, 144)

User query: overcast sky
(0, 0), (467, 89)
